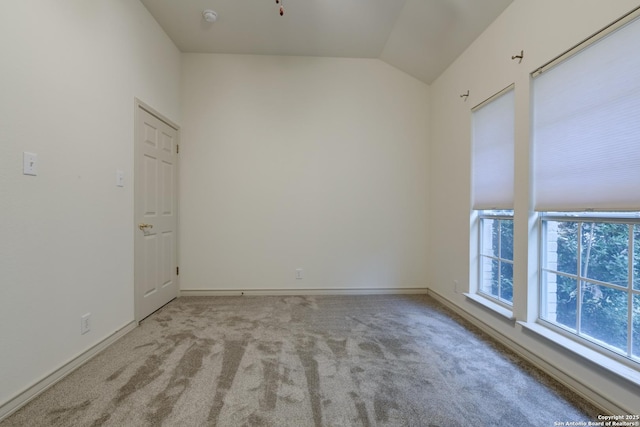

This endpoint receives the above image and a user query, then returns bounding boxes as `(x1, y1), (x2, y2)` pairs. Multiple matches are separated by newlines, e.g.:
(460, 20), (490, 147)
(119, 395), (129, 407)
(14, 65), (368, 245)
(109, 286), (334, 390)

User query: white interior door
(135, 104), (179, 321)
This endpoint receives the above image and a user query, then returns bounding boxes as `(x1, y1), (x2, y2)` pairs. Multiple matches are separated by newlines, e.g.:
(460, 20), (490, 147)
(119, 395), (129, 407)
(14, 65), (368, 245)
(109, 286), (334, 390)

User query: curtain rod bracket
(511, 50), (524, 64)
(460, 90), (469, 101)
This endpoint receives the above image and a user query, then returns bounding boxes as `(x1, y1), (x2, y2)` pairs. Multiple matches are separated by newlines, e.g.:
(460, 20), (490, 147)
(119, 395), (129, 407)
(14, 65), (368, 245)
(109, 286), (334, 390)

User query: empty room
(1, 0), (639, 425)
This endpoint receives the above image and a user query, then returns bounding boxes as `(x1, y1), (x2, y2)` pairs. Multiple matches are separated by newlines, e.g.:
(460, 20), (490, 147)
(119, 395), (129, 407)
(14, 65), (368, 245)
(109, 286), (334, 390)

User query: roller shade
(472, 87), (515, 210)
(532, 14), (640, 211)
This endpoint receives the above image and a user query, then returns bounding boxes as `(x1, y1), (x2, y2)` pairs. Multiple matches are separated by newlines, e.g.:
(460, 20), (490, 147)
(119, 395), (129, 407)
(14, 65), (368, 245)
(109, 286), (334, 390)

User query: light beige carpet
(1, 295), (599, 426)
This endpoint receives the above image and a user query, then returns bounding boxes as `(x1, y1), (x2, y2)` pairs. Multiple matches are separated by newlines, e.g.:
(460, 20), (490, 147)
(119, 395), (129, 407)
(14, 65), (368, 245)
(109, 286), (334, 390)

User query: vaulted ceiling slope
(140, 0), (513, 85)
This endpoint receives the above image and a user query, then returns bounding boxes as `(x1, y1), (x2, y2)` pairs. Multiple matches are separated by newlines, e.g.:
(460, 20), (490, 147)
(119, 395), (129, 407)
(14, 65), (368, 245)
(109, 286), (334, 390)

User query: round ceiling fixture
(202, 9), (218, 23)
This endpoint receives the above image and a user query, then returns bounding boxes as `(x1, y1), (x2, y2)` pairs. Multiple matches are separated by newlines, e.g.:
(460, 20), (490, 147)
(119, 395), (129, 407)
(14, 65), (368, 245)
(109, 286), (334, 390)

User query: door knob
(138, 223), (153, 230)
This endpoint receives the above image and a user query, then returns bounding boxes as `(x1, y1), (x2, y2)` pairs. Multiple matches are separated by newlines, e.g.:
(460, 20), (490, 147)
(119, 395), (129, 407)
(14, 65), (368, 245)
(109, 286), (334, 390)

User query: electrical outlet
(453, 280), (459, 294)
(81, 313), (91, 335)
(295, 268), (303, 280)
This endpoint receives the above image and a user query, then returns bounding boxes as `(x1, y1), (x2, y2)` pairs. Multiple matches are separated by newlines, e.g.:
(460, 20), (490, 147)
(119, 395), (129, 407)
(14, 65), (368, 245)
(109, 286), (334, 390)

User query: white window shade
(533, 15), (640, 211)
(472, 87), (515, 210)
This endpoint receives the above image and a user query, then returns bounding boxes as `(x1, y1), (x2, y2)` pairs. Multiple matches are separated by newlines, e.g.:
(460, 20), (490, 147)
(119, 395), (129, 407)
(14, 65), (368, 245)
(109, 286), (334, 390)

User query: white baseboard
(0, 321), (137, 422)
(181, 287), (430, 297)
(427, 289), (631, 415)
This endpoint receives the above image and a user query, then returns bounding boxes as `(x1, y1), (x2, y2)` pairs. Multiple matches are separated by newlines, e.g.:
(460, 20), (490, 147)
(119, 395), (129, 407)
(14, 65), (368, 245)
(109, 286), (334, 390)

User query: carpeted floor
(1, 294), (600, 426)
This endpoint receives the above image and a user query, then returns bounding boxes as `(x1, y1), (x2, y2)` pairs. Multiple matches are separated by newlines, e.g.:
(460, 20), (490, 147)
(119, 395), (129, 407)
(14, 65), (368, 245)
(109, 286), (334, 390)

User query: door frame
(133, 98), (180, 322)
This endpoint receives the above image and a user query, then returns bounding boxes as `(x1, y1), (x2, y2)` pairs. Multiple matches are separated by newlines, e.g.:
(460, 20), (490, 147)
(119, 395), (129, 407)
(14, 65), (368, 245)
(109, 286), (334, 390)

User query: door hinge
(176, 266), (179, 275)
(176, 144), (180, 154)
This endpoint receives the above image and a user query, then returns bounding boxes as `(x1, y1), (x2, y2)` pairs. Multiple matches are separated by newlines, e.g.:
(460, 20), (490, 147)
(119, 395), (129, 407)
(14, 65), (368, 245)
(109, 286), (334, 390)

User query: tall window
(533, 12), (640, 364)
(472, 86), (515, 306)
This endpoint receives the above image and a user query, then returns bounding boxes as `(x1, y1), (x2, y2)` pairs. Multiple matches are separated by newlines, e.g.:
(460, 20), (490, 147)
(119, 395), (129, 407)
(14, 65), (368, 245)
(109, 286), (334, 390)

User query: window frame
(477, 210), (514, 308)
(529, 7), (640, 374)
(538, 212), (640, 367)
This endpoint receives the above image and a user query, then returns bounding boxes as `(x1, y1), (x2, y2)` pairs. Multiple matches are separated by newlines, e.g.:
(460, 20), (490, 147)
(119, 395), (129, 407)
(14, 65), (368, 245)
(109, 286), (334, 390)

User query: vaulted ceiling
(140, 0), (513, 84)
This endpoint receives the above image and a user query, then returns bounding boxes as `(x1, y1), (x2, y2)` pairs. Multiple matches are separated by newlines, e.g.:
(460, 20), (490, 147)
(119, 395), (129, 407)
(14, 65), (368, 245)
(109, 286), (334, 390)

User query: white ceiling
(140, 0), (513, 84)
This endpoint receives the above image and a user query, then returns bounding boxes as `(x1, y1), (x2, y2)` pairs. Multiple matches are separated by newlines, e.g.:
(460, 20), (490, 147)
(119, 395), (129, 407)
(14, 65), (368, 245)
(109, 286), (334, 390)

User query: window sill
(463, 293), (515, 321)
(518, 320), (640, 388)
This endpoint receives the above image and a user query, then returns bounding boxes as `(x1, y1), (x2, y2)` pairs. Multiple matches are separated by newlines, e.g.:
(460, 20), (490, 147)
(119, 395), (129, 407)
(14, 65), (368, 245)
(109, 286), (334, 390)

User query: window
(479, 210), (514, 305)
(540, 213), (640, 363)
(472, 87), (515, 307)
(532, 11), (640, 364)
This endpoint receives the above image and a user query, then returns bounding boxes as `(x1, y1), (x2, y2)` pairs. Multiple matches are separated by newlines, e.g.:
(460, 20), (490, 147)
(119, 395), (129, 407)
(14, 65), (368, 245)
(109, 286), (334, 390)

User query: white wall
(429, 0), (640, 413)
(180, 55), (429, 293)
(0, 0), (181, 406)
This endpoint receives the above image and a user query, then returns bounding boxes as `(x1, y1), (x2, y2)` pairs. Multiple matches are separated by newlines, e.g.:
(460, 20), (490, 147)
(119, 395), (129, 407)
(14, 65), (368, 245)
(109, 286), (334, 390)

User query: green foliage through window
(541, 217), (640, 362)
(479, 212), (514, 305)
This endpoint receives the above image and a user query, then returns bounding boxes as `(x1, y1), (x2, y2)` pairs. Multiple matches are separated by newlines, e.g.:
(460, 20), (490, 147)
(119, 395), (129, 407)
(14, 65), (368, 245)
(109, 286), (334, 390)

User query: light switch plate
(116, 169), (124, 187)
(23, 152), (38, 176)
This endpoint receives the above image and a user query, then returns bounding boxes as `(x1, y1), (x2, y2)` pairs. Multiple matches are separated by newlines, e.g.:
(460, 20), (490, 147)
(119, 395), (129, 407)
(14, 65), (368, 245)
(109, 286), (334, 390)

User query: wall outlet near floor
(453, 280), (459, 294)
(81, 313), (91, 335)
(295, 268), (303, 280)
